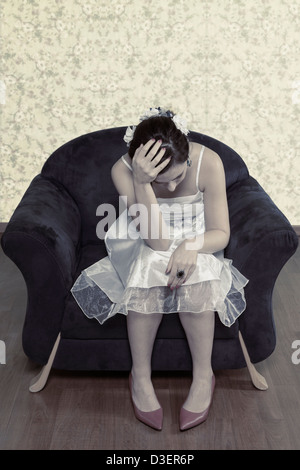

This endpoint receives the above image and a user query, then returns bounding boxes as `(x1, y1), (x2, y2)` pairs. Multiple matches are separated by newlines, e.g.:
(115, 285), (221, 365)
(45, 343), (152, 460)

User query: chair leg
(238, 331), (268, 390)
(29, 333), (61, 393)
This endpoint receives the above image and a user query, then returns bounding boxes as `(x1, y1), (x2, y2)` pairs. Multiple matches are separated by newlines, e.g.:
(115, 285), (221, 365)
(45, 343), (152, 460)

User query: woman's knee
(127, 310), (163, 325)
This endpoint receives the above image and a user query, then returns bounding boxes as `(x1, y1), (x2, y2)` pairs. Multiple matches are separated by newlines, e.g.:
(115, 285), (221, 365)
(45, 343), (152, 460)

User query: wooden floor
(0, 244), (300, 450)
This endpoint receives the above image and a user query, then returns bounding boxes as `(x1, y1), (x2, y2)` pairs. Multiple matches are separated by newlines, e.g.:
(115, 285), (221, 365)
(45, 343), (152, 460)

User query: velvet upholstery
(1, 128), (298, 371)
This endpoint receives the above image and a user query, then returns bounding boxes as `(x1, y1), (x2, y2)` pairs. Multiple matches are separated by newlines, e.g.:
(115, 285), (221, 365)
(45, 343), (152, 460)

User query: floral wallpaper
(1, 0), (299, 224)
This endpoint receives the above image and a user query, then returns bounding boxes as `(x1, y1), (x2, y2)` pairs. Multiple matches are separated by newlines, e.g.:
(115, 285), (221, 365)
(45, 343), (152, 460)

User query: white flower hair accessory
(123, 107), (189, 146)
(123, 125), (136, 145)
(172, 114), (189, 136)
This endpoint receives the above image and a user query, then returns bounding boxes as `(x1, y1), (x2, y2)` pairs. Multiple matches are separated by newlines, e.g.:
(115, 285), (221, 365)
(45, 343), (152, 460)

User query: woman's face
(153, 162), (187, 192)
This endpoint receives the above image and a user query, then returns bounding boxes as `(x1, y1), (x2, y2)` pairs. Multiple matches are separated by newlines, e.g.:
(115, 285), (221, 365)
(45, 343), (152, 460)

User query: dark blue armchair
(1, 128), (298, 391)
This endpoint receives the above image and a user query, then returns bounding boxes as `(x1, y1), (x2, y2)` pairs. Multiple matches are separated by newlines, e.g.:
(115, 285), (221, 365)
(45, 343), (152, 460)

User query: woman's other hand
(166, 239), (198, 289)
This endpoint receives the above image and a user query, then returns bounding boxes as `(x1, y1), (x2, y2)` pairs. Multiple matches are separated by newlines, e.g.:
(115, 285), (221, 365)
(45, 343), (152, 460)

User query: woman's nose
(168, 182), (177, 191)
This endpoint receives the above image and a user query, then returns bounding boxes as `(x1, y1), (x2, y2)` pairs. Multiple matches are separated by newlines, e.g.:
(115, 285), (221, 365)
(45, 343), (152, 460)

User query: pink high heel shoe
(129, 373), (163, 431)
(180, 375), (215, 431)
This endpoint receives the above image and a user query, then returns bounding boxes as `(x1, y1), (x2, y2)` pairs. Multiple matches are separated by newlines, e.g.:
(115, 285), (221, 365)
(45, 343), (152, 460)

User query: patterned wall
(1, 0), (299, 224)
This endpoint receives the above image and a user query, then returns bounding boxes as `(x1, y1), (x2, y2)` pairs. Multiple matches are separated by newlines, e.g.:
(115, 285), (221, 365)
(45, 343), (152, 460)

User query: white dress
(71, 146), (248, 327)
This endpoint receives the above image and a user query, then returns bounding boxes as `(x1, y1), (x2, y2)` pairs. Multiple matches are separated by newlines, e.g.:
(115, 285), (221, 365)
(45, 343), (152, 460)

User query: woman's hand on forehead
(131, 139), (171, 185)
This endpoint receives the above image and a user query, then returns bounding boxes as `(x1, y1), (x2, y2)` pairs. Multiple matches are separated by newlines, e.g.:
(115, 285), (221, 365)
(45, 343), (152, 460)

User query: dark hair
(128, 114), (189, 174)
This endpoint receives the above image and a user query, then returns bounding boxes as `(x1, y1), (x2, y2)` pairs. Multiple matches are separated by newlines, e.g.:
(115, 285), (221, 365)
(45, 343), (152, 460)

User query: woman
(71, 107), (248, 431)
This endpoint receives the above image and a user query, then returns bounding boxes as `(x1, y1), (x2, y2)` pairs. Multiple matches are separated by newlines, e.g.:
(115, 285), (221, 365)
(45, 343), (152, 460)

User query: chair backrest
(41, 127), (249, 246)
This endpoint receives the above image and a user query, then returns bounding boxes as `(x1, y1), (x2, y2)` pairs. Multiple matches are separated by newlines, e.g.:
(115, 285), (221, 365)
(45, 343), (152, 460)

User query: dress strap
(196, 145), (205, 191)
(121, 155), (133, 171)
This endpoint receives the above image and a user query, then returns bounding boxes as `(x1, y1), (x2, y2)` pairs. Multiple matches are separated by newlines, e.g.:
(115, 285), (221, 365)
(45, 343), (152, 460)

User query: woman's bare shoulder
(190, 142), (224, 191)
(111, 153), (131, 175)
(111, 153), (136, 202)
(190, 141), (220, 163)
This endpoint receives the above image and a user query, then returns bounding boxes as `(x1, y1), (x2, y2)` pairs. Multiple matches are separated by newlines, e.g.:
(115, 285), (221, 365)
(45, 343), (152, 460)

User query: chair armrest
(1, 175), (81, 364)
(2, 175), (81, 284)
(226, 176), (298, 269)
(225, 176), (298, 362)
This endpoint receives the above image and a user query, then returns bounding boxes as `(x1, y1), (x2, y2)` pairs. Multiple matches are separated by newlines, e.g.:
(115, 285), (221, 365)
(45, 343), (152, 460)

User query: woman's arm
(131, 180), (170, 251)
(111, 140), (171, 251)
(166, 150), (230, 289)
(186, 150), (230, 253)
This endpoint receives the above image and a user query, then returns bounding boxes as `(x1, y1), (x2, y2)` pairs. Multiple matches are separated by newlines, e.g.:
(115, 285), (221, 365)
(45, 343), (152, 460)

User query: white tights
(127, 310), (215, 412)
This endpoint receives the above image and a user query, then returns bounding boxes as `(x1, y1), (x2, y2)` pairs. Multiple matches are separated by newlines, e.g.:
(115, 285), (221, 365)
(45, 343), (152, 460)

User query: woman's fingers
(167, 263), (185, 289)
(177, 265), (196, 288)
(140, 139), (165, 161)
(133, 139), (154, 161)
(146, 142), (171, 176)
(138, 139), (159, 158)
(135, 139), (170, 178)
(155, 155), (171, 172)
(167, 264), (196, 289)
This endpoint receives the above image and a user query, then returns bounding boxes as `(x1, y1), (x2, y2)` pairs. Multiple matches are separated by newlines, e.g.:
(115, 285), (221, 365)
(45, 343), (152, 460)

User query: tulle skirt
(71, 240), (249, 327)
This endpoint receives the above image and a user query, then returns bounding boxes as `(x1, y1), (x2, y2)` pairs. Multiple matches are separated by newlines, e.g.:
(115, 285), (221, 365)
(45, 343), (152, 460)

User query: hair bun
(126, 108), (190, 175)
(124, 107), (189, 147)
